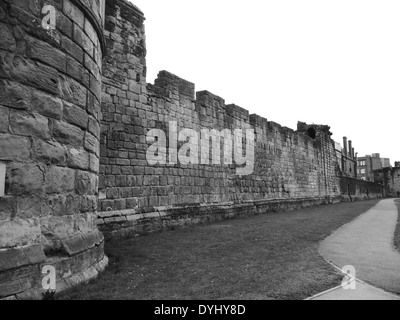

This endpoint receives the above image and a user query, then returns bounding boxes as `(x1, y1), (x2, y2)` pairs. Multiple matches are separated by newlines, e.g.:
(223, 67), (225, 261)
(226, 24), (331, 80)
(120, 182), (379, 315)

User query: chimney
(343, 137), (348, 157)
(352, 148), (355, 159)
(348, 140), (352, 158)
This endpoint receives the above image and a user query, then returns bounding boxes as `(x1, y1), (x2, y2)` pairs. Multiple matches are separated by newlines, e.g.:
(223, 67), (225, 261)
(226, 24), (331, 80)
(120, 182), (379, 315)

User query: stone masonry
(96, 0), (383, 240)
(0, 0), (384, 299)
(0, 0), (107, 299)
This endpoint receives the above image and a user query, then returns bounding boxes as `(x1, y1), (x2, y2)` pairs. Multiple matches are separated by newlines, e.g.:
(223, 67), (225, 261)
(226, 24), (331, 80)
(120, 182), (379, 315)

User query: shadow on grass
(59, 200), (381, 300)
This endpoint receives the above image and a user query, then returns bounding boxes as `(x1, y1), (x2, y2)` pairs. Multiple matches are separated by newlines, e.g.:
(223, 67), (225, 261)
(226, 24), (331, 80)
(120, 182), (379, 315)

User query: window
(358, 160), (366, 166)
(361, 169), (366, 174)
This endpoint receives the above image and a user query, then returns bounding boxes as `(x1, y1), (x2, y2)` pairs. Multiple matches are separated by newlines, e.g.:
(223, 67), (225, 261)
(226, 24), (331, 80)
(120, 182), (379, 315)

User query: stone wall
(0, 0), (107, 299)
(0, 0), (386, 299)
(96, 0), (384, 240)
(374, 167), (400, 197)
(339, 176), (383, 200)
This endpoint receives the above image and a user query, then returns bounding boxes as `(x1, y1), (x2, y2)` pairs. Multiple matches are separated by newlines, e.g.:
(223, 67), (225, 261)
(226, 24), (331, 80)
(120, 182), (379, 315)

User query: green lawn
(59, 200), (380, 300)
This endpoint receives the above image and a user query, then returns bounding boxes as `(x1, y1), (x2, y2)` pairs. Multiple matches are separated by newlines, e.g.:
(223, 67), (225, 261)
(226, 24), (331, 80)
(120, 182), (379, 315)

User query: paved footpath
(309, 199), (400, 300)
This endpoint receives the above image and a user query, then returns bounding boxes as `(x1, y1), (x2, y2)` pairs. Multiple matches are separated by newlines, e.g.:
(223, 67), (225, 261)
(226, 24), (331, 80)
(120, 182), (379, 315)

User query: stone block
(32, 90), (63, 120)
(9, 111), (51, 140)
(0, 265), (36, 298)
(0, 218), (41, 248)
(88, 117), (100, 137)
(0, 245), (46, 272)
(0, 105), (9, 133)
(63, 0), (84, 28)
(11, 57), (59, 95)
(0, 80), (31, 110)
(61, 34), (84, 63)
(75, 170), (97, 195)
(58, 74), (87, 108)
(45, 166), (76, 194)
(61, 230), (103, 256)
(0, 22), (16, 52)
(53, 120), (84, 146)
(63, 101), (88, 129)
(34, 139), (67, 165)
(73, 24), (93, 56)
(84, 132), (99, 154)
(67, 148), (90, 170)
(27, 35), (67, 72)
(0, 133), (31, 161)
(66, 56), (90, 88)
(7, 163), (45, 195)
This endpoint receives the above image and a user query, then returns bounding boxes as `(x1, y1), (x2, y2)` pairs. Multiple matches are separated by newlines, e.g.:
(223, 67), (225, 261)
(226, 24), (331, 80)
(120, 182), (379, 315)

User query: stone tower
(0, 0), (107, 299)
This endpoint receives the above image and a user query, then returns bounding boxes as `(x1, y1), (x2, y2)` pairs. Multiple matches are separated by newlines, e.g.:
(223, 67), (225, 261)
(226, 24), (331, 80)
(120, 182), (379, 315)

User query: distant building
(381, 158), (391, 168)
(358, 153), (391, 182)
(374, 165), (400, 197)
(334, 137), (357, 178)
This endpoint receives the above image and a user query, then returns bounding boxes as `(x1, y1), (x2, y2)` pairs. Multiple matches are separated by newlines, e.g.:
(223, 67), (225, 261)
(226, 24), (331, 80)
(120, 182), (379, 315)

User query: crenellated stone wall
(0, 0), (385, 299)
(0, 0), (107, 300)
(96, 0), (383, 239)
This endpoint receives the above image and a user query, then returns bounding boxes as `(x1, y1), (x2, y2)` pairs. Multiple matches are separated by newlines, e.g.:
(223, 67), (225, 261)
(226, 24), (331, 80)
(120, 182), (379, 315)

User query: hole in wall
(307, 127), (316, 139)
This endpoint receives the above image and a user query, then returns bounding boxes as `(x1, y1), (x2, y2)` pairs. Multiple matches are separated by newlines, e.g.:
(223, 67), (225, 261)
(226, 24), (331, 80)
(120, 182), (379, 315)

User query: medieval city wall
(97, 0), (382, 240)
(0, 0), (107, 300)
(0, 0), (384, 299)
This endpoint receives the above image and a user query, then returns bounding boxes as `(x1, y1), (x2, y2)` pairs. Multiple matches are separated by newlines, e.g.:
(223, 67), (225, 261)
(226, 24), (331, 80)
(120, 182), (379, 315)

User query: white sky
(130, 0), (400, 164)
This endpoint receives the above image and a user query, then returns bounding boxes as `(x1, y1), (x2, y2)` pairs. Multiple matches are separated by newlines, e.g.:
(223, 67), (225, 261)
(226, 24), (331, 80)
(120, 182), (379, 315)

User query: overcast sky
(130, 0), (400, 164)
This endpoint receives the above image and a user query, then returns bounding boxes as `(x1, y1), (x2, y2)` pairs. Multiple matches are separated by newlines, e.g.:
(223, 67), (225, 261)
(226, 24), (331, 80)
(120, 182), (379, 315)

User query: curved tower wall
(0, 0), (107, 299)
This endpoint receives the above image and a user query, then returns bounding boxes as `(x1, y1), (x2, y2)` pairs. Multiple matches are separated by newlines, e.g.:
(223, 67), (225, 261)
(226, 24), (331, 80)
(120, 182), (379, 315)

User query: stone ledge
(0, 244), (46, 273)
(98, 196), (356, 240)
(0, 250), (108, 300)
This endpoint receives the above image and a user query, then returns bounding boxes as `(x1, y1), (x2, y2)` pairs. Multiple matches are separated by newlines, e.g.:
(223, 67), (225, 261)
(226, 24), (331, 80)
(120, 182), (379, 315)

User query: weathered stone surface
(7, 163), (45, 195)
(45, 166), (76, 194)
(63, 102), (88, 129)
(63, 0), (84, 28)
(76, 171), (97, 195)
(0, 80), (31, 110)
(53, 120), (84, 146)
(88, 117), (100, 137)
(27, 35), (67, 72)
(0, 51), (13, 79)
(0, 218), (42, 248)
(33, 140), (67, 165)
(61, 231), (103, 256)
(0, 22), (16, 52)
(32, 89), (63, 120)
(58, 74), (87, 108)
(0, 196), (16, 221)
(11, 56), (59, 95)
(67, 148), (90, 170)
(15, 195), (53, 219)
(84, 132), (99, 154)
(0, 105), (9, 133)
(0, 134), (31, 161)
(73, 24), (93, 56)
(0, 245), (46, 272)
(0, 0), (105, 300)
(0, 265), (36, 298)
(66, 56), (90, 87)
(89, 154), (100, 173)
(61, 34), (84, 63)
(9, 111), (51, 140)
